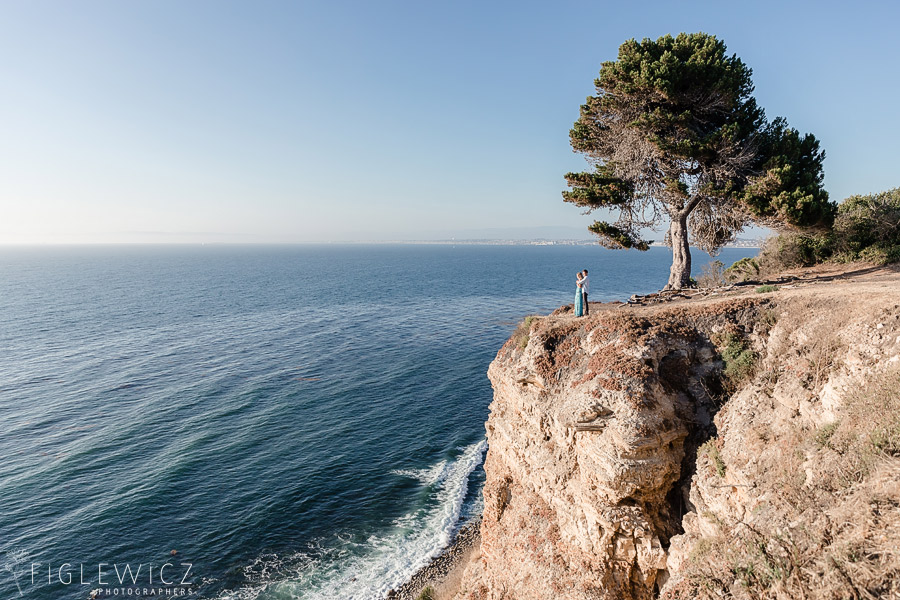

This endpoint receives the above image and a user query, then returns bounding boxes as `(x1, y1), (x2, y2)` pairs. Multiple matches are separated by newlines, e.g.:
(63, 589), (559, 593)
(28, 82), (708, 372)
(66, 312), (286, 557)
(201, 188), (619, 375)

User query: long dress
(574, 284), (584, 317)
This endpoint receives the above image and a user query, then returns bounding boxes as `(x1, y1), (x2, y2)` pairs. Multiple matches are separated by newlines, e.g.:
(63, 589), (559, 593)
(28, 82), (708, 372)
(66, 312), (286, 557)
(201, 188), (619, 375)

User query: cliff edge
(456, 265), (900, 600)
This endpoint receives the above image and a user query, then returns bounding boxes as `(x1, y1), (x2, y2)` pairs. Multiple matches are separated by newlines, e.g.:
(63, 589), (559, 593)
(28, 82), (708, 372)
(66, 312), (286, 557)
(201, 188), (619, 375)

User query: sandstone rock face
(661, 292), (900, 600)
(458, 300), (770, 600)
(456, 279), (900, 600)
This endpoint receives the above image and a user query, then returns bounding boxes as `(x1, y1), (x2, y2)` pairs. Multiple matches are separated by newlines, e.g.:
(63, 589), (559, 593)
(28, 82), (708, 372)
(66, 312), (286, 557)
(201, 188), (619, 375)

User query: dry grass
(511, 315), (539, 350)
(769, 297), (849, 395)
(804, 332), (843, 393)
(698, 439), (726, 478)
(697, 260), (727, 289)
(818, 364), (900, 486)
(663, 365), (900, 600)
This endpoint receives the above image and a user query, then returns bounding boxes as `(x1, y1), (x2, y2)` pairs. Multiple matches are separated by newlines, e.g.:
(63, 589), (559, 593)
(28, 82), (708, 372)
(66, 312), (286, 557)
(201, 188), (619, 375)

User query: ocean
(0, 244), (756, 600)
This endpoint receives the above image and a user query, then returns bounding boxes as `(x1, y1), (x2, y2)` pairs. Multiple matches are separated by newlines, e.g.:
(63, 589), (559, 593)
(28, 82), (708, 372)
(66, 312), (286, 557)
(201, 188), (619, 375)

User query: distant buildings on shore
(373, 238), (764, 248)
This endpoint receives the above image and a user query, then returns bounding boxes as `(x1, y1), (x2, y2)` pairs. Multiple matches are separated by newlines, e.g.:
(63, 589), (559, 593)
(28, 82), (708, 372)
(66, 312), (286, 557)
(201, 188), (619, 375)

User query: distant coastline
(329, 238), (764, 248)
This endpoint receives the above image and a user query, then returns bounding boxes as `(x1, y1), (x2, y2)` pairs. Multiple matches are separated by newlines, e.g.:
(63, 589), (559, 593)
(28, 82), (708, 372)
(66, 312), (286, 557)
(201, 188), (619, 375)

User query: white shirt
(581, 275), (590, 295)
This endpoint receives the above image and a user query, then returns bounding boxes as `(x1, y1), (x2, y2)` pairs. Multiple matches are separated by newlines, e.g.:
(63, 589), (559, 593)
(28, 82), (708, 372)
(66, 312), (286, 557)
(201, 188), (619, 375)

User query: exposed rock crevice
(459, 300), (769, 599)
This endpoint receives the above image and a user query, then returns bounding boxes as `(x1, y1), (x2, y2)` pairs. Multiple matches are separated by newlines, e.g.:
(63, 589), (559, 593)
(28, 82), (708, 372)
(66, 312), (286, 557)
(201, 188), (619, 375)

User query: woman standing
(574, 272), (584, 317)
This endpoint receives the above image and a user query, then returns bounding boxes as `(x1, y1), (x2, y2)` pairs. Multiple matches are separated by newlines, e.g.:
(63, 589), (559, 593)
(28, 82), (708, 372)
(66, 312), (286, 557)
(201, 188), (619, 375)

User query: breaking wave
(216, 440), (486, 600)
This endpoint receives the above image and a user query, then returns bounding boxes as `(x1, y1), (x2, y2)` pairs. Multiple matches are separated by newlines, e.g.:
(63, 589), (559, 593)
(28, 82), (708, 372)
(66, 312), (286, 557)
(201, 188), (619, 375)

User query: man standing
(581, 269), (589, 315)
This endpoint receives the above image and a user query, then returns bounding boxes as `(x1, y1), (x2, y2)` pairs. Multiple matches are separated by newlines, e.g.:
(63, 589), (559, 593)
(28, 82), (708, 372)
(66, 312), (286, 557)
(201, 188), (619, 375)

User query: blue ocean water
(0, 244), (756, 600)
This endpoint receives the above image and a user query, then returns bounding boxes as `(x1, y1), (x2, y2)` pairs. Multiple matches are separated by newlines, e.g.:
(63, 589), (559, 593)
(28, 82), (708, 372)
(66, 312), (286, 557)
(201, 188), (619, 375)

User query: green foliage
(756, 231), (834, 273)
(724, 257), (760, 282)
(724, 346), (757, 383)
(870, 422), (900, 455)
(716, 331), (758, 389)
(814, 421), (840, 448)
(741, 118), (833, 229)
(791, 233), (834, 265)
(751, 187), (900, 274)
(832, 187), (900, 265)
(755, 285), (777, 293)
(562, 169), (634, 208)
(733, 536), (789, 589)
(587, 221), (649, 251)
(858, 244), (900, 265)
(759, 308), (778, 328)
(591, 34), (763, 157)
(417, 586), (436, 600)
(699, 440), (726, 477)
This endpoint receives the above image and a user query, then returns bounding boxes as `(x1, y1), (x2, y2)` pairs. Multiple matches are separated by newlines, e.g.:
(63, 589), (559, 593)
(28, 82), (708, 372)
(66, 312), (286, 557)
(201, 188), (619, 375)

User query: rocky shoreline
(386, 517), (481, 600)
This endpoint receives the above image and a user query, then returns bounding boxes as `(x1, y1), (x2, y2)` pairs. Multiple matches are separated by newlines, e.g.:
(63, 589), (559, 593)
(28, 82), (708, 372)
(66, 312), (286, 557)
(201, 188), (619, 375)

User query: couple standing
(574, 269), (590, 317)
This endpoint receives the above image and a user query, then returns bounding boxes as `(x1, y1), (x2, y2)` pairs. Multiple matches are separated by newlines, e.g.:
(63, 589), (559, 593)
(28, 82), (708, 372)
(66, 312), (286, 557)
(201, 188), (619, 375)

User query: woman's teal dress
(574, 285), (584, 317)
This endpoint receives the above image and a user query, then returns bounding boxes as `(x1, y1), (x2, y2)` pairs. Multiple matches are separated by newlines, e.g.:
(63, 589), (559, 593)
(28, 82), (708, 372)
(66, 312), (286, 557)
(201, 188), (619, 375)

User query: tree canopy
(564, 32), (833, 289)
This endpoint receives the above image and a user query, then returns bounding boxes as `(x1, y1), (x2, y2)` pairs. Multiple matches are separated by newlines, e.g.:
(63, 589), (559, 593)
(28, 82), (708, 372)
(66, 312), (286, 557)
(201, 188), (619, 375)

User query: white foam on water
(216, 439), (487, 600)
(389, 459), (449, 485)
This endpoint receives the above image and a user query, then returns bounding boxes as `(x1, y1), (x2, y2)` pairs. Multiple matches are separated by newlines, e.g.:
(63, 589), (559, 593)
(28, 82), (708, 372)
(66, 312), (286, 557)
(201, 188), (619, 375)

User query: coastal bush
(735, 187), (900, 276)
(696, 260), (726, 289)
(417, 586), (435, 600)
(757, 231), (833, 273)
(714, 331), (758, 390)
(814, 421), (840, 448)
(759, 308), (778, 329)
(723, 256), (760, 282)
(832, 187), (900, 264)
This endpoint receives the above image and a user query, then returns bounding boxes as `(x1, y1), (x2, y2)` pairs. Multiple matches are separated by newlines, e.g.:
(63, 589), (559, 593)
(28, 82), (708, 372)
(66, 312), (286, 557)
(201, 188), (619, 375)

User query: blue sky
(1, 0), (898, 243)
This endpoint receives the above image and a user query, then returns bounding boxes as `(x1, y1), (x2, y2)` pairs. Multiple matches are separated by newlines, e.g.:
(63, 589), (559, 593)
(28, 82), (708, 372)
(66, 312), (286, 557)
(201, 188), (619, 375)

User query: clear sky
(1, 0), (898, 243)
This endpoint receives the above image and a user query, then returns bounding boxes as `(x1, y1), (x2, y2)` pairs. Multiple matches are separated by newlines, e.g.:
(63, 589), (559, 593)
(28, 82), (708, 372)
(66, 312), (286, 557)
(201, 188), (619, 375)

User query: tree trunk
(666, 214), (692, 290)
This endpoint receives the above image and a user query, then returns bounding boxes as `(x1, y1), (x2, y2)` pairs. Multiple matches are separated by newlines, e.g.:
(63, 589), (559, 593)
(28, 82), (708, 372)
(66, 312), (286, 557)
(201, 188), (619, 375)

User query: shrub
(756, 231), (834, 274)
(744, 187), (900, 275)
(832, 187), (900, 264)
(699, 440), (726, 477)
(696, 260), (726, 288)
(814, 421), (839, 448)
(755, 285), (777, 293)
(857, 242), (900, 265)
(713, 331), (758, 390)
(417, 586), (436, 600)
(723, 256), (760, 283)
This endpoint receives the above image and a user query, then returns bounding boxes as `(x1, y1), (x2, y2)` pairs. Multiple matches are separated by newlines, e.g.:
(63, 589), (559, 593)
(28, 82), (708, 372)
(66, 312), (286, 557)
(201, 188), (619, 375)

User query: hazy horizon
(0, 224), (774, 245)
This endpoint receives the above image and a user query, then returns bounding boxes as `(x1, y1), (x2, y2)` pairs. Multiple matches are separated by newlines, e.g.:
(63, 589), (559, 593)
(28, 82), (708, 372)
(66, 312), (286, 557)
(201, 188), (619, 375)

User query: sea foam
(217, 439), (486, 600)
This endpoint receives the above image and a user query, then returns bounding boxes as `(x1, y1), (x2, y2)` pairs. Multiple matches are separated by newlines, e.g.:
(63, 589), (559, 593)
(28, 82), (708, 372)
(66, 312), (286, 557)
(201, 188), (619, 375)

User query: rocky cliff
(456, 266), (900, 600)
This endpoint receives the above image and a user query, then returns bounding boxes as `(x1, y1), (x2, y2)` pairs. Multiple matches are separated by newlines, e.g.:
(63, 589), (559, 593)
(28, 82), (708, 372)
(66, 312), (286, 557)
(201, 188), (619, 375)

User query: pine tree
(565, 33), (833, 289)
